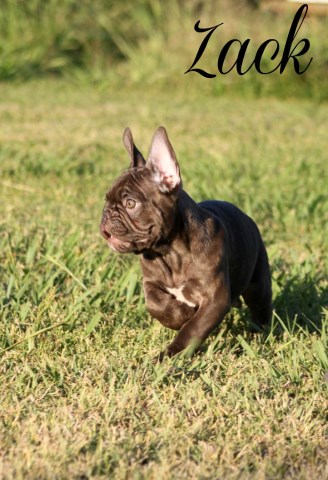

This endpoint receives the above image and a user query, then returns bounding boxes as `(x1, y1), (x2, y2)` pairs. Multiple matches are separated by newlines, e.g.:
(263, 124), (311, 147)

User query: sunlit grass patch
(0, 80), (327, 479)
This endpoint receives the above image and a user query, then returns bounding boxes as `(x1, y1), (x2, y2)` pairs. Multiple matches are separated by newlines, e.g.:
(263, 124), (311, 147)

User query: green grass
(0, 79), (327, 479)
(0, 0), (328, 100)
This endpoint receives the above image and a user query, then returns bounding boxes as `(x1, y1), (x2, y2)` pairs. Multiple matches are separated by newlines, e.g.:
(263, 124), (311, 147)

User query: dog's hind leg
(242, 243), (272, 329)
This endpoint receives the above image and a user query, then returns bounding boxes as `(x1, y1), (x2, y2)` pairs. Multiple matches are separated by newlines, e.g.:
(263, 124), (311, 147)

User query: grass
(0, 78), (327, 479)
(0, 0), (328, 100)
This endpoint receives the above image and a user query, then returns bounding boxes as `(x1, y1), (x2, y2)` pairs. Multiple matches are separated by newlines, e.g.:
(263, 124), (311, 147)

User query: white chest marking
(166, 285), (196, 308)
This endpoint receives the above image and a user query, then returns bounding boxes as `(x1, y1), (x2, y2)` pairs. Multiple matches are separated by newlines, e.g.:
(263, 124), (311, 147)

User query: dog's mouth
(107, 235), (132, 253)
(101, 228), (111, 241)
(100, 224), (132, 253)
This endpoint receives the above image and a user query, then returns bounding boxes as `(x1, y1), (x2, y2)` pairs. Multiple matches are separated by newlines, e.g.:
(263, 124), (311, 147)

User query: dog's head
(100, 127), (182, 253)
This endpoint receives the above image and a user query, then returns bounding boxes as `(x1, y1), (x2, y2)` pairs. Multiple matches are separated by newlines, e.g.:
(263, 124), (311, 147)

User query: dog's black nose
(100, 223), (111, 240)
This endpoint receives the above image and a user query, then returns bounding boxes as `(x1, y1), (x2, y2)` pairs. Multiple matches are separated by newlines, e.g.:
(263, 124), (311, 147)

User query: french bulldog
(100, 127), (272, 358)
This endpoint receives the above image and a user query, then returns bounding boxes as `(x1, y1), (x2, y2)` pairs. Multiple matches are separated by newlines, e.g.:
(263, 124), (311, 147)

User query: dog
(100, 127), (272, 358)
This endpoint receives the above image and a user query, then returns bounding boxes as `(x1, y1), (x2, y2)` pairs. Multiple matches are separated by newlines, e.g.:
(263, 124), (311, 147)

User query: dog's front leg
(164, 282), (231, 358)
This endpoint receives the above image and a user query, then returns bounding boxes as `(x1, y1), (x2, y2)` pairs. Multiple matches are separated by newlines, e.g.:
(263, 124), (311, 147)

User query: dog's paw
(152, 347), (180, 363)
(152, 351), (166, 363)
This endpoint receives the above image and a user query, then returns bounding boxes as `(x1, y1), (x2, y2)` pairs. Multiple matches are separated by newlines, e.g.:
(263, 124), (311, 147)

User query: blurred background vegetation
(0, 0), (327, 100)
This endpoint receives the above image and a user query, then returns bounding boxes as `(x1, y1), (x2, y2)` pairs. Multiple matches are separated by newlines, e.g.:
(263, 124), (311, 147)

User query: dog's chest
(165, 285), (196, 307)
(141, 252), (204, 308)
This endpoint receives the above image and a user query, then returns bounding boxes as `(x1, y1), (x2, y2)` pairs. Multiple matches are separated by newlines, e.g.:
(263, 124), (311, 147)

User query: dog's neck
(140, 190), (198, 259)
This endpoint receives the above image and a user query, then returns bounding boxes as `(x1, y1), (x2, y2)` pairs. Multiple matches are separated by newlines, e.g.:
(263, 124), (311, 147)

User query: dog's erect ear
(146, 127), (181, 193)
(123, 127), (146, 168)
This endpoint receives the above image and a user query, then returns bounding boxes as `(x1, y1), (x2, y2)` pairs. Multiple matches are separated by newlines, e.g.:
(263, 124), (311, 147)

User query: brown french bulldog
(100, 127), (272, 358)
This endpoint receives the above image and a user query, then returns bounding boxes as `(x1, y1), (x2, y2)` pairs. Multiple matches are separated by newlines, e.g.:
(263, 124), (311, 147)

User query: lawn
(0, 78), (327, 479)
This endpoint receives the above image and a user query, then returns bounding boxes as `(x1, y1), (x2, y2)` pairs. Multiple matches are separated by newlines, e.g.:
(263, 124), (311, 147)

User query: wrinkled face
(100, 167), (179, 253)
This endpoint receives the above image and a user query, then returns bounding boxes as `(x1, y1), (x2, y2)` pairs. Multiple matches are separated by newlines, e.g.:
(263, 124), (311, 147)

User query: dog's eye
(125, 199), (136, 209)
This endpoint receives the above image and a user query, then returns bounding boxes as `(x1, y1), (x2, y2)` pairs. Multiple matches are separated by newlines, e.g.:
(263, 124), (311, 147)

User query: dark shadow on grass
(272, 270), (328, 335)
(198, 267), (328, 357)
(226, 260), (328, 339)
